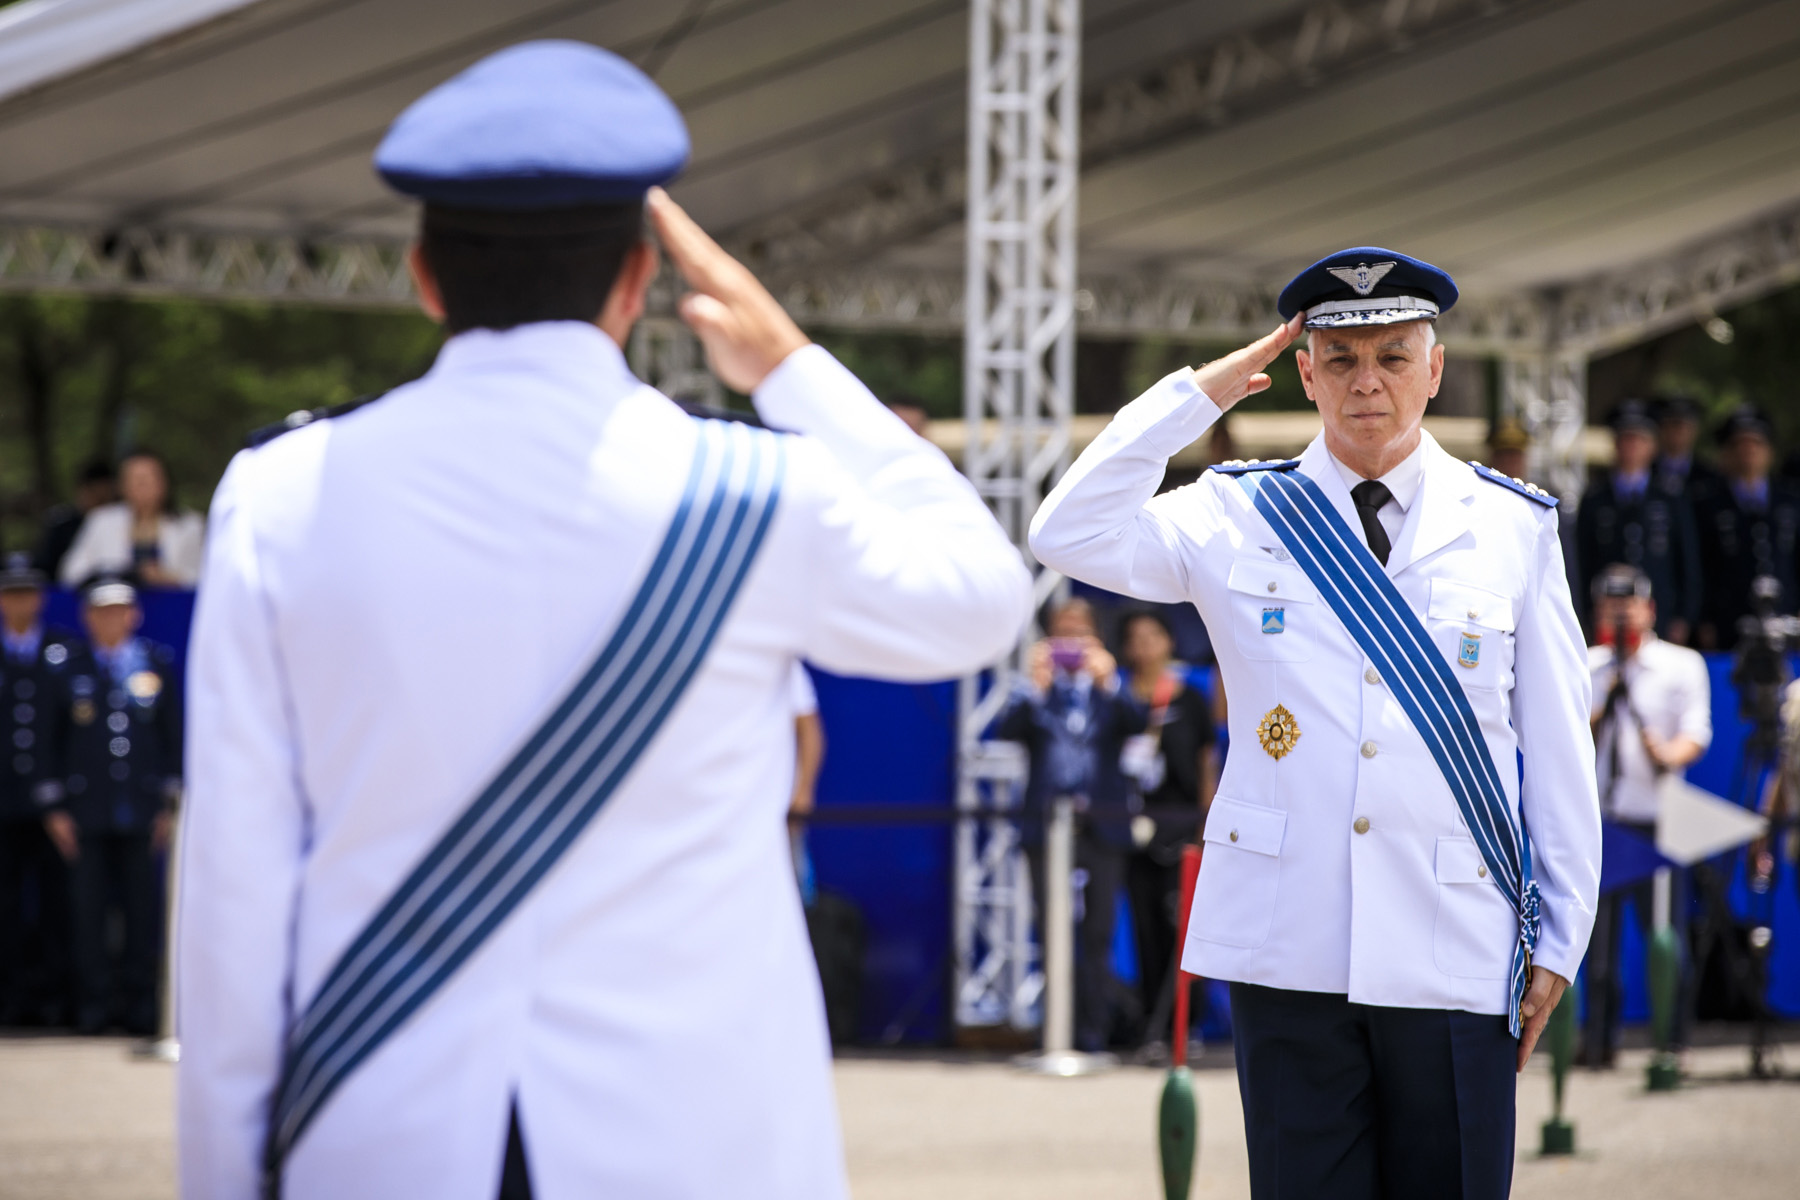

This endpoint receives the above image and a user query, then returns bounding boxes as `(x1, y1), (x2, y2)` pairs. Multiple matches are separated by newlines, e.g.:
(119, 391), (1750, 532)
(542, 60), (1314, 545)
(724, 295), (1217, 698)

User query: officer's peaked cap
(375, 41), (690, 209)
(83, 577), (137, 608)
(1650, 392), (1703, 423)
(0, 551), (43, 591)
(1606, 399), (1657, 436)
(1716, 404), (1774, 445)
(1278, 247), (1457, 330)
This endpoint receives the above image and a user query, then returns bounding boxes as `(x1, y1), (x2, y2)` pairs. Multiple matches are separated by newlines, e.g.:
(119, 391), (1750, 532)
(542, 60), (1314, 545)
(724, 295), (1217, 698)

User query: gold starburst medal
(1258, 704), (1301, 761)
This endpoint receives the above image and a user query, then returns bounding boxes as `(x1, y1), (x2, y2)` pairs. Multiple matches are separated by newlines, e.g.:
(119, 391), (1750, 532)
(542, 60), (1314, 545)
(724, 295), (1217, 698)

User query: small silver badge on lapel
(1327, 261), (1397, 296)
(1458, 632), (1481, 669)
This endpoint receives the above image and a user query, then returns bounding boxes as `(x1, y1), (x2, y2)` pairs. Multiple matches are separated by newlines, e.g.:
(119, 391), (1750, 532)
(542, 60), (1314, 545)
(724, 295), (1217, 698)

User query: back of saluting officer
(1032, 248), (1600, 1200)
(176, 42), (1032, 1200)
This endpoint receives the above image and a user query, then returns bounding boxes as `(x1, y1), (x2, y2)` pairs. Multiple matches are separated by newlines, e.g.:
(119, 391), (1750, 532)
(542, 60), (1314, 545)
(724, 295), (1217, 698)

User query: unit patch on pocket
(1458, 631), (1481, 669)
(1261, 607), (1285, 635)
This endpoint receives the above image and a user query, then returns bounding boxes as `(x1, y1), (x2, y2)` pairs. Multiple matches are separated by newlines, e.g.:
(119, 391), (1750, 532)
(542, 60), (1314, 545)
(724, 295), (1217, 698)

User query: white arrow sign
(1655, 776), (1769, 866)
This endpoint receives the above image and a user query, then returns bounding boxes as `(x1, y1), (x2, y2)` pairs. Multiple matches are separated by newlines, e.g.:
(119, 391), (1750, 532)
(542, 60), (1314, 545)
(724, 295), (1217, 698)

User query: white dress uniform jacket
(177, 323), (1033, 1199)
(1589, 635), (1712, 823)
(1029, 369), (1602, 1015)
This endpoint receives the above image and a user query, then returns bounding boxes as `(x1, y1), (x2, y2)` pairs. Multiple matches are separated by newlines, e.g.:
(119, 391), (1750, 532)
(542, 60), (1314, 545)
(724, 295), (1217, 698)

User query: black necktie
(1351, 479), (1394, 567)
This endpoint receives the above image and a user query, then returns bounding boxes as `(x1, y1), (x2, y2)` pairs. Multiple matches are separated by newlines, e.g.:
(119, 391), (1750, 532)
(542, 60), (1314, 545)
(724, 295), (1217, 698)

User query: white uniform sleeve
(753, 346), (1033, 680)
(176, 456), (308, 1199)
(1512, 505), (1602, 981)
(57, 505), (115, 586)
(1678, 649), (1713, 752)
(789, 662), (819, 717)
(1027, 369), (1226, 603)
(163, 510), (209, 587)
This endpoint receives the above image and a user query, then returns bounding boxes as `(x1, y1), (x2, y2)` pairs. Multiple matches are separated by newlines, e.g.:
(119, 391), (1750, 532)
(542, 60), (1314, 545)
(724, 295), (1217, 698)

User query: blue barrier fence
(76, 585), (1796, 1044)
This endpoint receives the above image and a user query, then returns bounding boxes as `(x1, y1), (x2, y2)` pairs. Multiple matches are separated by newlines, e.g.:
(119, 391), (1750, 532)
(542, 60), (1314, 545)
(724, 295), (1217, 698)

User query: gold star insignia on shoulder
(1258, 703), (1301, 761)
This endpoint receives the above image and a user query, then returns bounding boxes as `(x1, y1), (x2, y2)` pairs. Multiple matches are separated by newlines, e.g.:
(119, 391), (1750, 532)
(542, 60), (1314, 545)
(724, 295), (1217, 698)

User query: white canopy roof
(0, 0), (1795, 347)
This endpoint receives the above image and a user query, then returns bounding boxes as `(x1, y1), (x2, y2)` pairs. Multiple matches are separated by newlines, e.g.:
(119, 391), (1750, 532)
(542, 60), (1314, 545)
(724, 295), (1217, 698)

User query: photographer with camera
(992, 598), (1147, 1052)
(1582, 564), (1712, 1067)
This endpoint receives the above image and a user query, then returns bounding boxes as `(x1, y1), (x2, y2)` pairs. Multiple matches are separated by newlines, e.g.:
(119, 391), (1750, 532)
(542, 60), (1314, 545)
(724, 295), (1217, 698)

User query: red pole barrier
(1171, 843), (1202, 1067)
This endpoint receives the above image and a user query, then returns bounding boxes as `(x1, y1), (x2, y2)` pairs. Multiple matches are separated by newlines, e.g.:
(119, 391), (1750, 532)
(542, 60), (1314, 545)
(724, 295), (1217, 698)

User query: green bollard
(1646, 921), (1682, 1091)
(1540, 975), (1577, 1156)
(1158, 846), (1203, 1199)
(1160, 1065), (1197, 1200)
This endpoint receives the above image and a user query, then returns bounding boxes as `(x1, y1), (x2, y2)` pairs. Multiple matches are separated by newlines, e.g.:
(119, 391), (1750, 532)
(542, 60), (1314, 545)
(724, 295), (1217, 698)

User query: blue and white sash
(262, 420), (786, 1193)
(1236, 465), (1540, 1036)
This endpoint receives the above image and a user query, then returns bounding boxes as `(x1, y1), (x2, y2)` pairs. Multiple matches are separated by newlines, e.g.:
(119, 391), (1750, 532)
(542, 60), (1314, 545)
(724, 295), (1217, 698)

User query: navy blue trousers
(1230, 983), (1517, 1200)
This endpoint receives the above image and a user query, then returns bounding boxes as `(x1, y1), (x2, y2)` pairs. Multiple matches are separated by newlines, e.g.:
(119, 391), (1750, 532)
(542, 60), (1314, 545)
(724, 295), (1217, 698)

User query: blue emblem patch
(1458, 631), (1481, 669)
(1262, 608), (1286, 635)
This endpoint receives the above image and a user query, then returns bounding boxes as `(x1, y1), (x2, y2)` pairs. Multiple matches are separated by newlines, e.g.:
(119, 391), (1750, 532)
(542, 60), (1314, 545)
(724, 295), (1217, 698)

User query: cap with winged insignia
(1278, 246), (1457, 330)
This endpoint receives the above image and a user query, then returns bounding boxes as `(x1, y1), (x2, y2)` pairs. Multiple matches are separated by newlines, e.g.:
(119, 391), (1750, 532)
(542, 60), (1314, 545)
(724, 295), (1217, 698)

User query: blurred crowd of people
(0, 561), (182, 1036)
(36, 451), (205, 591)
(990, 597), (1220, 1056)
(1575, 395), (1798, 649)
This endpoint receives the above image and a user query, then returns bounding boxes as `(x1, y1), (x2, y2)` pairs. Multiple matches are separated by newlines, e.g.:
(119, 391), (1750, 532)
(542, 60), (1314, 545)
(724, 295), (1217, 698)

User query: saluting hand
(1192, 314), (1305, 411)
(1516, 965), (1570, 1072)
(646, 187), (811, 394)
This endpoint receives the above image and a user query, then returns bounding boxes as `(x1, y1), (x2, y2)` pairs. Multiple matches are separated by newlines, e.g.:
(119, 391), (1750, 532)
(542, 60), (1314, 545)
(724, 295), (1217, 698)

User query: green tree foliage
(1590, 282), (1800, 447)
(0, 296), (441, 549)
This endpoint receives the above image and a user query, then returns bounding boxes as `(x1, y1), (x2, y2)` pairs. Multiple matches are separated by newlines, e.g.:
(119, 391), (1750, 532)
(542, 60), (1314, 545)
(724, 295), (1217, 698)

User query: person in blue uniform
(992, 597), (1147, 1051)
(42, 578), (181, 1035)
(0, 554), (80, 1027)
(1695, 405), (1800, 648)
(1576, 399), (1703, 643)
(1651, 393), (1724, 503)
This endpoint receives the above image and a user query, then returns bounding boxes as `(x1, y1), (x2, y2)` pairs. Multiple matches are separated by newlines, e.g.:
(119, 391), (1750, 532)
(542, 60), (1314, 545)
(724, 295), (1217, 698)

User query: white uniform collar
(1298, 428), (1475, 573)
(430, 320), (634, 388)
(1328, 435), (1427, 514)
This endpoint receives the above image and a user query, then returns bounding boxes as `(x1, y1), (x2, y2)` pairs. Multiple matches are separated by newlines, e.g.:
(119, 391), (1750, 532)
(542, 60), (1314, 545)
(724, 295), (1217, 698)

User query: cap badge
(1257, 703), (1301, 761)
(1327, 261), (1396, 297)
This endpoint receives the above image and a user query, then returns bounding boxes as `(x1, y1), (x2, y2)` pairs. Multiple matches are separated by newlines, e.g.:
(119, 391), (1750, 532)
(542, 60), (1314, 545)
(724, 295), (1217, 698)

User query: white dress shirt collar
(1328, 434), (1428, 515)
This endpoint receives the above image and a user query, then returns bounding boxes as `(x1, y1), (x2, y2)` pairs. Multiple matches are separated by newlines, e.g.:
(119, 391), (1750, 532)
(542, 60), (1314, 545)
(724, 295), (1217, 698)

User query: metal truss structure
(0, 223), (413, 306)
(952, 0), (1081, 1034)
(720, 0), (1573, 278)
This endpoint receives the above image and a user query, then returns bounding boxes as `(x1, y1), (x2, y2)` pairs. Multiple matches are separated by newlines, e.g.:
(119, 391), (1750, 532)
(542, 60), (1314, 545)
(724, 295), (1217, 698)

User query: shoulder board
(245, 391), (388, 449)
(1207, 458), (1300, 477)
(1469, 461), (1558, 507)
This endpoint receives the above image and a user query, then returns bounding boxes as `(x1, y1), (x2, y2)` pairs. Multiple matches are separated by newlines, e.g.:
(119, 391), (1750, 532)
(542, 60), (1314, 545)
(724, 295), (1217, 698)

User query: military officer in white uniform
(176, 42), (1032, 1200)
(1031, 248), (1601, 1200)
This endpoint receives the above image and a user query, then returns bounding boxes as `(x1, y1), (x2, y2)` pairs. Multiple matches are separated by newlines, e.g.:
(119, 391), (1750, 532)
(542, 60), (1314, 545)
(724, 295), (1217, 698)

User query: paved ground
(2, 1036), (1796, 1198)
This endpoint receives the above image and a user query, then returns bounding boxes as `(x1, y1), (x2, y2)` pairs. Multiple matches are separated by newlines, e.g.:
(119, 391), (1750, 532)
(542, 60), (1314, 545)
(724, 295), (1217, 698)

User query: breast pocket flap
(1435, 836), (1493, 884)
(1226, 558), (1316, 605)
(1427, 580), (1515, 632)
(1203, 798), (1287, 857)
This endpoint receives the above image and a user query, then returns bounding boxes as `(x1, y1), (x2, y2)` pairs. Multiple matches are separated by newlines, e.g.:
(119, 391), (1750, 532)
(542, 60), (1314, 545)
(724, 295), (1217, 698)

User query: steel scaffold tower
(954, 0), (1081, 1033)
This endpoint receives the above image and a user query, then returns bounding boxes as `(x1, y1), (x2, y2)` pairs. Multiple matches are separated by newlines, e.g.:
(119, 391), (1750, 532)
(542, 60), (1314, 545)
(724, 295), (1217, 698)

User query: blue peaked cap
(375, 41), (689, 209)
(1277, 247), (1458, 330)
